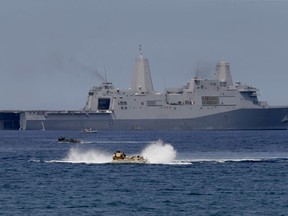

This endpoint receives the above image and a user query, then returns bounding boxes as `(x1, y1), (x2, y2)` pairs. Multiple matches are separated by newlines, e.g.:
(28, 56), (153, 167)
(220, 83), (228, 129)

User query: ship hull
(21, 107), (288, 130)
(0, 112), (20, 130)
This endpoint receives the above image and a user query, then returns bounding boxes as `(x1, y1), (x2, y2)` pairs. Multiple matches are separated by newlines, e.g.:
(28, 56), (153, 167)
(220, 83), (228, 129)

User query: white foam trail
(174, 158), (263, 164)
(61, 147), (111, 164)
(50, 140), (177, 165)
(175, 152), (288, 164)
(141, 140), (177, 164)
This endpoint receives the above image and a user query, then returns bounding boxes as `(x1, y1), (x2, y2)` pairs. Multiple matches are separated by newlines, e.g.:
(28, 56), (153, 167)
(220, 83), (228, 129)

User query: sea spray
(141, 140), (176, 164)
(63, 147), (111, 164)
(59, 140), (177, 164)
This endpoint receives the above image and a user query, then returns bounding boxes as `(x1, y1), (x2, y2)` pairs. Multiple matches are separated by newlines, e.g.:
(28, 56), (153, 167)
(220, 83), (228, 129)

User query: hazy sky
(0, 0), (288, 110)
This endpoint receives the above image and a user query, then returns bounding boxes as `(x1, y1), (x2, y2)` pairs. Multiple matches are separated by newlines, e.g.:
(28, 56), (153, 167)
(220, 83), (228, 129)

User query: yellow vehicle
(112, 151), (147, 164)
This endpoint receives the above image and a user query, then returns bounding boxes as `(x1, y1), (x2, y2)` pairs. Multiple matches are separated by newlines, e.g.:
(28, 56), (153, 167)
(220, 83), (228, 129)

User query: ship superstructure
(19, 51), (288, 130)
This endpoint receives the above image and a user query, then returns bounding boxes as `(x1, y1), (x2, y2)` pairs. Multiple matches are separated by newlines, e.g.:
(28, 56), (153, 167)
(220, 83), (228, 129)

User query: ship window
(202, 96), (220, 106)
(220, 82), (226, 87)
(147, 101), (156, 106)
(98, 98), (110, 110)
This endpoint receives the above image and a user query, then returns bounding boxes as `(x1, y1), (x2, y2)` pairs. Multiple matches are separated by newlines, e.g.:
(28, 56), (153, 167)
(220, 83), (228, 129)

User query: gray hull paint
(24, 107), (288, 130)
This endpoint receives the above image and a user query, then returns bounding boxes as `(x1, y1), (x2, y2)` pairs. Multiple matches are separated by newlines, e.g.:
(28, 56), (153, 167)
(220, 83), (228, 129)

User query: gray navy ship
(18, 51), (288, 130)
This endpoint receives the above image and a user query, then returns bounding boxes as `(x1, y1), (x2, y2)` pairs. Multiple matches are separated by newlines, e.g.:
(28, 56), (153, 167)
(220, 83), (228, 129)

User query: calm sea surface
(1, 130), (288, 216)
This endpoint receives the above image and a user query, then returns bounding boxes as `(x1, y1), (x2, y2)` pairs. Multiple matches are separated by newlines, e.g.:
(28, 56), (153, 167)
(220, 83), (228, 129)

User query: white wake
(60, 148), (111, 164)
(141, 140), (177, 164)
(50, 139), (177, 164)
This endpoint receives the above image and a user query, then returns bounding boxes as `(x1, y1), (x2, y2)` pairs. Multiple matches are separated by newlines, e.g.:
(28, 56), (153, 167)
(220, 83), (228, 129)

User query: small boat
(58, 137), (81, 143)
(81, 128), (98, 133)
(111, 151), (147, 163)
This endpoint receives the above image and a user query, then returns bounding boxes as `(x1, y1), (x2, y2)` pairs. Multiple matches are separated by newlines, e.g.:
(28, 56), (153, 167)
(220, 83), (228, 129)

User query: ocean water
(1, 130), (288, 216)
